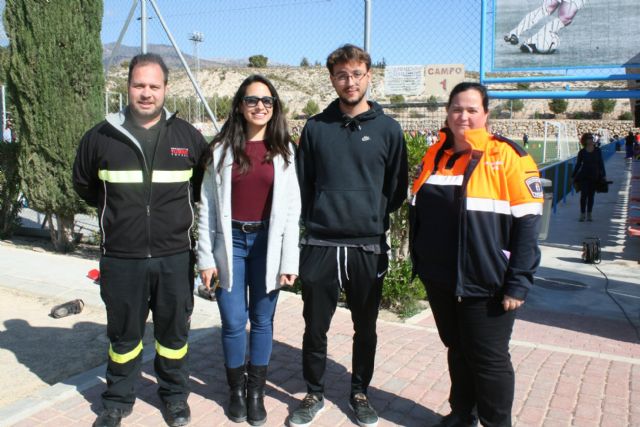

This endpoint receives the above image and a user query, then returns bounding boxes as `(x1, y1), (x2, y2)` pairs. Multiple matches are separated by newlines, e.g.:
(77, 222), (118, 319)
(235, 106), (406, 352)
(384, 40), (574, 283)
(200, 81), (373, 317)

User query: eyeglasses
(242, 96), (276, 108)
(333, 70), (367, 84)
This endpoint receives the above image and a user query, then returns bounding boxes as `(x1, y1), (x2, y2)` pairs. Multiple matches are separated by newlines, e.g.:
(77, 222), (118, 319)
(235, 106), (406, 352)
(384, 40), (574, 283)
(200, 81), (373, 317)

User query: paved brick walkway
(7, 291), (640, 427)
(4, 152), (640, 426)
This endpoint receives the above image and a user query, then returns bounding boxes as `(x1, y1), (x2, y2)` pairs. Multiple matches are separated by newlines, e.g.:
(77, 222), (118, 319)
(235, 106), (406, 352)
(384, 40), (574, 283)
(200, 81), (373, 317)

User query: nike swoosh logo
(377, 270), (387, 278)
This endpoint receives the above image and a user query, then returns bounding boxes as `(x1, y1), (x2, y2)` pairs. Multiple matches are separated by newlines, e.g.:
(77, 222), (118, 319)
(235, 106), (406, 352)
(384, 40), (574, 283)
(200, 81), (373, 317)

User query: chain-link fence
(101, 0), (483, 131)
(100, 1), (635, 135)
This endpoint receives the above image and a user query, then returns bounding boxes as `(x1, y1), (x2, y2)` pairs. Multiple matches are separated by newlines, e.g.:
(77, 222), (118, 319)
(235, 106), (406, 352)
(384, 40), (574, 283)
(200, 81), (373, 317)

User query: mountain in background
(102, 42), (248, 69)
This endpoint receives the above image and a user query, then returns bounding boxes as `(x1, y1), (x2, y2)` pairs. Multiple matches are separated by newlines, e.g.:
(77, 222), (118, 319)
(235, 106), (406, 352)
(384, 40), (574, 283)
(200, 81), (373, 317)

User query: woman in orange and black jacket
(409, 83), (543, 427)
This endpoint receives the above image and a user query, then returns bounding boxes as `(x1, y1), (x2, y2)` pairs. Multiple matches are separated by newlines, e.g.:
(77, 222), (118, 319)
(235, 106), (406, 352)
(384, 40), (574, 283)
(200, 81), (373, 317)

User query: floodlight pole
(363, 0), (371, 53)
(147, 0), (219, 131)
(104, 0), (138, 78)
(364, 0), (371, 98)
(189, 31), (204, 123)
(141, 0), (147, 53)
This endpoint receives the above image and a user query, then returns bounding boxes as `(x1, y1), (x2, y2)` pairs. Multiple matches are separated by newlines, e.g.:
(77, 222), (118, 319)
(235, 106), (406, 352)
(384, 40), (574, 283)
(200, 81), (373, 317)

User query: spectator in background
(625, 131), (635, 159)
(3, 118), (13, 143)
(522, 133), (529, 148)
(197, 75), (301, 426)
(572, 132), (606, 222)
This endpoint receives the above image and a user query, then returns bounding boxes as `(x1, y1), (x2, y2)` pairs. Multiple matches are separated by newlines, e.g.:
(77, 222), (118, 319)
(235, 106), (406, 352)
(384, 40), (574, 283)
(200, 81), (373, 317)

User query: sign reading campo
(384, 64), (464, 100)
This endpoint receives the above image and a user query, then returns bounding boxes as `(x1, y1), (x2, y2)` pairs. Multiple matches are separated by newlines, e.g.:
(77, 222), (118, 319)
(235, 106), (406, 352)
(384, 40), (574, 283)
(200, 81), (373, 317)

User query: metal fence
(102, 0), (482, 73)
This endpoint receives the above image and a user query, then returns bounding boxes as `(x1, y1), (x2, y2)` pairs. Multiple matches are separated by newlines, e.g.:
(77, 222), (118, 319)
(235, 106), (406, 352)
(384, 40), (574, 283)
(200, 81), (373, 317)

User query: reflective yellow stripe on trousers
(109, 341), (143, 364)
(155, 341), (188, 359)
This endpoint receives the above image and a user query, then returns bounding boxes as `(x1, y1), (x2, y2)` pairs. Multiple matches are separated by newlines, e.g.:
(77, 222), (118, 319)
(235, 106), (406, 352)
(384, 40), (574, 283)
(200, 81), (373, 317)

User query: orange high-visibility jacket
(410, 127), (543, 300)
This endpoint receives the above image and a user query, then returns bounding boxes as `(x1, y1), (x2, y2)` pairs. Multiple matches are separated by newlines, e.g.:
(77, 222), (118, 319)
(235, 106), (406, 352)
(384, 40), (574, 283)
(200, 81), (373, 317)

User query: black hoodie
(296, 99), (408, 246)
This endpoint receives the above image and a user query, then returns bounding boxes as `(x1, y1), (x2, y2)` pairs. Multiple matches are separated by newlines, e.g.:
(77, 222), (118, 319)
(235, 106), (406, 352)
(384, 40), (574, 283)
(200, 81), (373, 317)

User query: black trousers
(579, 180), (596, 214)
(99, 251), (194, 410)
(300, 245), (387, 397)
(423, 281), (515, 427)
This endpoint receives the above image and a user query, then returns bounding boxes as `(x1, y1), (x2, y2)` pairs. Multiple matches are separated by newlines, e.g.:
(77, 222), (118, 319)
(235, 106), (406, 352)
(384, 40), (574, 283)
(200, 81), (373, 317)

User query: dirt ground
(0, 287), (110, 407)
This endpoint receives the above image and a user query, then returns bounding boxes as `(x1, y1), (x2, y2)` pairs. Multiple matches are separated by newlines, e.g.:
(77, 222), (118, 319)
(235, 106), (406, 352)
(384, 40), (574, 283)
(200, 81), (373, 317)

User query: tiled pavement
(6, 290), (640, 427)
(3, 151), (640, 426)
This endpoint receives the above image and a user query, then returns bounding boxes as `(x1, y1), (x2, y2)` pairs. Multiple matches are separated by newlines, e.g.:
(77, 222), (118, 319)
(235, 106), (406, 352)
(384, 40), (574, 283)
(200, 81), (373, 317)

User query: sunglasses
(242, 96), (276, 108)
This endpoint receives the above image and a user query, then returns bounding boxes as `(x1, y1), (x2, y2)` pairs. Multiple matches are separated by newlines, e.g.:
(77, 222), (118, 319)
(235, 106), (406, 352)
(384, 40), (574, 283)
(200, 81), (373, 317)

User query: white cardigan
(197, 143), (301, 293)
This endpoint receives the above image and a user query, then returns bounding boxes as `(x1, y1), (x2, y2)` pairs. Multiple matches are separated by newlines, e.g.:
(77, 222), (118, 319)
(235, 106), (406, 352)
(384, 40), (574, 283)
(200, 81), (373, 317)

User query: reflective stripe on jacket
(410, 127), (542, 299)
(73, 109), (208, 258)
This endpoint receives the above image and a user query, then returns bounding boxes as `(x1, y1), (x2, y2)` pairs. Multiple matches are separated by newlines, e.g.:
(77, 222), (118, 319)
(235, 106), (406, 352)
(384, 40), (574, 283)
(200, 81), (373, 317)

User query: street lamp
(189, 31), (204, 123)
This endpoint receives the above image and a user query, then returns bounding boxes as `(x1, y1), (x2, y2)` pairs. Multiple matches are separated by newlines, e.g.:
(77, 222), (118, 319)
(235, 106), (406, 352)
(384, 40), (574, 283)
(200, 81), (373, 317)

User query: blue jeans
(215, 226), (279, 368)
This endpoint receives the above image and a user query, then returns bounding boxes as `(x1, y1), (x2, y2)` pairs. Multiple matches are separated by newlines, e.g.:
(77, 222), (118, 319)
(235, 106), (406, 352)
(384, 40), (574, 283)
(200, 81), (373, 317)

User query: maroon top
(231, 140), (274, 221)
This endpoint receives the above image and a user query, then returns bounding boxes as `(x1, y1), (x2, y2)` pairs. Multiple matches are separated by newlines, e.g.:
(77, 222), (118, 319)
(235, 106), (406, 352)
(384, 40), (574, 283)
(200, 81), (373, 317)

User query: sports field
(520, 139), (558, 166)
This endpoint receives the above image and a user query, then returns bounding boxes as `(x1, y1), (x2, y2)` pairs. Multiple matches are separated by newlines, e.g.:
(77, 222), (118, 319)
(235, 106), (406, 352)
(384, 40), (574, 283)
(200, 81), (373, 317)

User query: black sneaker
(289, 393), (324, 427)
(349, 393), (378, 427)
(520, 43), (536, 53)
(503, 34), (519, 45)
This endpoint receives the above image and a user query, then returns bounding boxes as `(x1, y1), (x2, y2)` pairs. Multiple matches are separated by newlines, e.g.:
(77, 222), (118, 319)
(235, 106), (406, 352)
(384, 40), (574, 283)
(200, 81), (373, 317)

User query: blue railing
(539, 140), (620, 213)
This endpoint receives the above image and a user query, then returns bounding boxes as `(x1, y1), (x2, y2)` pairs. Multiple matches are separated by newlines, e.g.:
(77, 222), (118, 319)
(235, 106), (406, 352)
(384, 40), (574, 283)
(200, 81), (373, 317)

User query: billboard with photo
(492, 0), (640, 71)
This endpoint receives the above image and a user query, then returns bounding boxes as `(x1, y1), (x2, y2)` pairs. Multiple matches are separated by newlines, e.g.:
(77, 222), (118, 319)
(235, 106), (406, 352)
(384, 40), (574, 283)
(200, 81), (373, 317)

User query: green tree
(516, 82), (530, 90)
(5, 0), (104, 251)
(510, 99), (525, 113)
(389, 94), (405, 104)
(300, 57), (310, 67)
(302, 100), (320, 117)
(548, 98), (568, 115)
(426, 95), (439, 112)
(210, 95), (232, 120)
(591, 98), (616, 117)
(248, 54), (268, 68)
(618, 111), (633, 120)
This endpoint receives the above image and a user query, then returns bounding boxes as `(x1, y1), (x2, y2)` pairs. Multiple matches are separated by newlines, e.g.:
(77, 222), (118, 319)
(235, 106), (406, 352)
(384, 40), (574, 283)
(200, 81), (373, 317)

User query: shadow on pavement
(526, 265), (640, 344)
(76, 325), (439, 426)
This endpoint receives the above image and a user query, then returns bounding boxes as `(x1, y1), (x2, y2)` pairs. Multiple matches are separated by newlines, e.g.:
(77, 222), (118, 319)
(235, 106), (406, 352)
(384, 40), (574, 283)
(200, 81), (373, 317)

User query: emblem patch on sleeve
(525, 176), (543, 199)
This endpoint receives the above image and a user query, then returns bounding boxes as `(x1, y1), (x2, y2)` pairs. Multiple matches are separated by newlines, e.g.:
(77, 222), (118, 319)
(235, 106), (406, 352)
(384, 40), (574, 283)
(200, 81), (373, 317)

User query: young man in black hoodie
(290, 44), (408, 427)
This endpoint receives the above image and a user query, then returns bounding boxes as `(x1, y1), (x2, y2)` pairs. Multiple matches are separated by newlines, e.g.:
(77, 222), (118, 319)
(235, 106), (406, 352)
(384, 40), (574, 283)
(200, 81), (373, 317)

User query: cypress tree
(5, 0), (104, 251)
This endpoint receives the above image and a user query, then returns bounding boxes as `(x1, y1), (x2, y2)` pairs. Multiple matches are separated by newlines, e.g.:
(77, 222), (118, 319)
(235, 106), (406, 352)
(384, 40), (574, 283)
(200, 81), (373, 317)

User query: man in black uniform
(73, 53), (208, 427)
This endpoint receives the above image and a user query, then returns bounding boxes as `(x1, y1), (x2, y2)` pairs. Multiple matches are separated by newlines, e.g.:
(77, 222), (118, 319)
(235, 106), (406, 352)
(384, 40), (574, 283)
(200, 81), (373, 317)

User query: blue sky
(101, 0), (484, 69)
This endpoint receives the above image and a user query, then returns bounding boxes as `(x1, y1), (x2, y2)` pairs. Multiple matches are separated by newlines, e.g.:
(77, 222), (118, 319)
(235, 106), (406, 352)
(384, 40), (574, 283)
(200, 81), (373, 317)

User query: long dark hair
(202, 74), (292, 173)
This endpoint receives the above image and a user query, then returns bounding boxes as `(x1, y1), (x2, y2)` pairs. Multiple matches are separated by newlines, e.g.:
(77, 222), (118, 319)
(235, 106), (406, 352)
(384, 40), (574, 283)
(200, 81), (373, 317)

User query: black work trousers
(423, 281), (516, 427)
(99, 251), (194, 410)
(300, 245), (387, 397)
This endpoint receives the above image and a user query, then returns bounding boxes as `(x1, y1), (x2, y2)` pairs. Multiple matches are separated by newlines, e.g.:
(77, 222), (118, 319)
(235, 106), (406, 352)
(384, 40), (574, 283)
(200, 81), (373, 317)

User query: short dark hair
(128, 53), (169, 85)
(326, 44), (371, 74)
(447, 82), (489, 112)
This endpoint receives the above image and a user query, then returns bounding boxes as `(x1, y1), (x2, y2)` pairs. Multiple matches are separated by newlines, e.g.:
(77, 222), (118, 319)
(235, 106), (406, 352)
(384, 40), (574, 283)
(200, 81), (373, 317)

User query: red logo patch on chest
(170, 147), (189, 157)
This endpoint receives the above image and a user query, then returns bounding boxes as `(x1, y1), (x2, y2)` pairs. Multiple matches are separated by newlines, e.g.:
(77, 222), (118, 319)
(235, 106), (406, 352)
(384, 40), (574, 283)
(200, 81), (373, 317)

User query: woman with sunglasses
(197, 74), (300, 425)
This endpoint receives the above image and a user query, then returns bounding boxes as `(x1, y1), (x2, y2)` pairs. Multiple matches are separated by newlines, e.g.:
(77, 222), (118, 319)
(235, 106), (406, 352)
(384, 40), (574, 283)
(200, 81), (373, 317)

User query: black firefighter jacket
(73, 109), (208, 258)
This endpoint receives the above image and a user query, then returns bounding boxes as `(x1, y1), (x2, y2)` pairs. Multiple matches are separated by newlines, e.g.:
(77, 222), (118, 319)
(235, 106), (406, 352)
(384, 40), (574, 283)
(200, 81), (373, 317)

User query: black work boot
(93, 407), (132, 427)
(225, 365), (247, 422)
(164, 400), (191, 427)
(246, 363), (268, 426)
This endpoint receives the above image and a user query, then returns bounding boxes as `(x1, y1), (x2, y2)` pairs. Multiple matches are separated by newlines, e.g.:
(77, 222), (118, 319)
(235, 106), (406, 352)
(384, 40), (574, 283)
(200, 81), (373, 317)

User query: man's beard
(339, 91), (366, 107)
